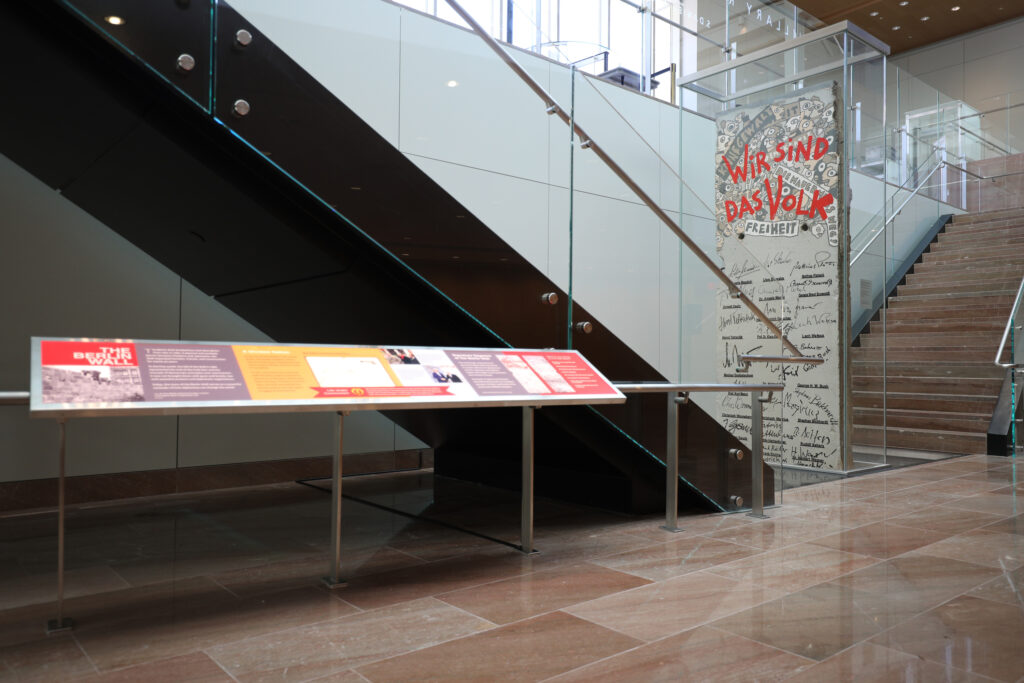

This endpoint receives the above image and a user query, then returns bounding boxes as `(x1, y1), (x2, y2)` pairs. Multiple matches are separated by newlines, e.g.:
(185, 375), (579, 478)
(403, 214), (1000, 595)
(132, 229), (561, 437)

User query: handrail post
(521, 406), (536, 553)
(748, 391), (769, 519)
(662, 392), (686, 532)
(47, 418), (73, 634)
(322, 411), (347, 589)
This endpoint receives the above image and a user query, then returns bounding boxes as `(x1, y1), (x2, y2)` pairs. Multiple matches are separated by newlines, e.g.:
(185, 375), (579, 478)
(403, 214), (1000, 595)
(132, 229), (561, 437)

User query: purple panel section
(136, 343), (251, 402)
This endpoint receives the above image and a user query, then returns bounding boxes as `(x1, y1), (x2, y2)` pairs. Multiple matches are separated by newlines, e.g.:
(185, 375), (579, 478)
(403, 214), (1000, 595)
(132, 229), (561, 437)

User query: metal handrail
(441, 0), (805, 358)
(850, 158), (945, 265)
(615, 382), (785, 394)
(941, 163), (1024, 183)
(736, 355), (824, 372)
(995, 275), (1024, 369)
(0, 391), (29, 406)
(614, 381), (783, 524)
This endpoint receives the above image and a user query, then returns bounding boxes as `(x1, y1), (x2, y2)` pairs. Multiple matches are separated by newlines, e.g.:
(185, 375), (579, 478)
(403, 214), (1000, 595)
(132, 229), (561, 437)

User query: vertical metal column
(322, 412), (347, 588)
(748, 391), (768, 518)
(661, 392), (685, 532)
(47, 418), (73, 634)
(521, 406), (536, 554)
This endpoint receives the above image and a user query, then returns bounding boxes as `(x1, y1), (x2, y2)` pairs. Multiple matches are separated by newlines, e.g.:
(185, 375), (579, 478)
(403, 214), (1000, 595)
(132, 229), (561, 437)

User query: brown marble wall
(966, 153), (1024, 211)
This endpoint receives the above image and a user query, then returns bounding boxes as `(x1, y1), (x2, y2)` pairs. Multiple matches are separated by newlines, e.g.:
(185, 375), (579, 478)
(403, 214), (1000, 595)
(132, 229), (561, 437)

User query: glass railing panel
(1012, 287), (1024, 458)
(219, 0), (574, 350)
(58, 0), (213, 112)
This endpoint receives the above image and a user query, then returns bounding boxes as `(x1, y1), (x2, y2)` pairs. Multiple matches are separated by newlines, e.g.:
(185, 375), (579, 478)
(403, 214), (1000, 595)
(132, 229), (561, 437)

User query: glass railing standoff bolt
(539, 292), (559, 305)
(729, 494), (744, 508)
(232, 99), (251, 117)
(574, 321), (593, 334)
(176, 54), (195, 72)
(728, 448), (745, 461)
(235, 29), (253, 48)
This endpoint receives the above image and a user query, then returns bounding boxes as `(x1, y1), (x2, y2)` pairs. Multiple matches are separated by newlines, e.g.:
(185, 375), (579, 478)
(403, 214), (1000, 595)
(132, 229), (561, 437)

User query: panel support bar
(322, 411), (348, 588)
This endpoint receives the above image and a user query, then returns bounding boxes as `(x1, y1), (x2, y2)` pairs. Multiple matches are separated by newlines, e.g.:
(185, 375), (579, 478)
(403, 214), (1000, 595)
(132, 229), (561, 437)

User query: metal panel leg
(748, 392), (768, 519)
(322, 412), (347, 588)
(521, 406), (537, 554)
(47, 418), (73, 634)
(661, 392), (685, 532)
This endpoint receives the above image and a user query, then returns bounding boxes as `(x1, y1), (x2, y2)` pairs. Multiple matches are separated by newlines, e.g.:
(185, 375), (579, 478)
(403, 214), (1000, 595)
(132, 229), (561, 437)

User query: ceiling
(787, 0), (1024, 53)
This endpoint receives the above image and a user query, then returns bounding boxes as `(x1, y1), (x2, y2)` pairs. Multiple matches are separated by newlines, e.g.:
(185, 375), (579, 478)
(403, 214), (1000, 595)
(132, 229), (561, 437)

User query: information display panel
(30, 338), (625, 417)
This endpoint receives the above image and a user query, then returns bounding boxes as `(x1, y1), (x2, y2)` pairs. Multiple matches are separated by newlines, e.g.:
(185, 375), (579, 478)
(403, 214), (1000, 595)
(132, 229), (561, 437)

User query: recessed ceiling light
(899, 1), (909, 5)
(921, 15), (930, 20)
(951, 5), (960, 10)
(870, 10), (879, 15)
(104, 15), (124, 25)
(446, 80), (458, 87)
(892, 25), (901, 30)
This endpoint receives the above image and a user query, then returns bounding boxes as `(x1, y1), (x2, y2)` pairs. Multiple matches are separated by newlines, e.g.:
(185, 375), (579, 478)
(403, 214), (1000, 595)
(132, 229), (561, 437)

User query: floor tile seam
(960, 587), (1024, 613)
(199, 649), (244, 683)
(864, 612), (1013, 683)
(702, 623), (820, 665)
(188, 590), (397, 663)
(693, 534), (787, 553)
(214, 597), (499, 679)
(553, 565), (711, 612)
(60, 632), (100, 678)
(824, 576), (1000, 629)
(529, 620), (662, 683)
(348, 608), (636, 682)
(433, 589), (649, 634)
(904, 543), (1024, 573)
(701, 553), (885, 597)
(799, 639), (994, 682)
(336, 668), (372, 683)
(336, 601), (506, 669)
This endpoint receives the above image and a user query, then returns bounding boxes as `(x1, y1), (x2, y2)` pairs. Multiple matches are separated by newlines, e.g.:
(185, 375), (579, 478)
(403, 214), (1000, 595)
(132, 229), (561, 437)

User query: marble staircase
(851, 207), (1024, 455)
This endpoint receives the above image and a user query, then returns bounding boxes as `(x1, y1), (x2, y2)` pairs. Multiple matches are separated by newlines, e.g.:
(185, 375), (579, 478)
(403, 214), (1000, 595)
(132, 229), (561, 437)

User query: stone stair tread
(892, 291), (1015, 301)
(854, 407), (990, 418)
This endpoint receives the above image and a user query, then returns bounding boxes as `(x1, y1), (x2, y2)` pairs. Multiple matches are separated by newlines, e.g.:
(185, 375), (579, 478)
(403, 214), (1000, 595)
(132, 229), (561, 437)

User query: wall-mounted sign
(31, 338), (623, 417)
(714, 84), (846, 470)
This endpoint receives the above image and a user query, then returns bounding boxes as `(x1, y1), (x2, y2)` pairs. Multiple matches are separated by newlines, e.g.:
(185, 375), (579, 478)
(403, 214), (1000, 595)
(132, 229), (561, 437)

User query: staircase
(852, 207), (1024, 455)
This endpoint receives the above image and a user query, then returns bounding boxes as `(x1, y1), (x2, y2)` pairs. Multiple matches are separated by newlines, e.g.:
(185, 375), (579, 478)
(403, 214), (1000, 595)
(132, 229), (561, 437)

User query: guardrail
(615, 382), (784, 528)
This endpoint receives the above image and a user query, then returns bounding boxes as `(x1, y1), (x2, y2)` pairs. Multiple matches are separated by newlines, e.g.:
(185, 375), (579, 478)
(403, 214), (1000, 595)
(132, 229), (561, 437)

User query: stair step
(891, 292), (1016, 305)
(942, 223), (1024, 239)
(905, 270), (1024, 286)
(924, 245), (1024, 263)
(922, 248), (1024, 265)
(884, 304), (1008, 322)
(907, 262), (1024, 277)
(895, 281), (1021, 297)
(852, 376), (1002, 394)
(858, 332), (1003, 347)
(852, 391), (998, 413)
(853, 407), (991, 432)
(851, 361), (1005, 379)
(850, 348), (1010, 362)
(912, 259), (1024, 275)
(852, 425), (987, 455)
(951, 207), (1024, 224)
(869, 320), (1005, 334)
(938, 225), (1024, 243)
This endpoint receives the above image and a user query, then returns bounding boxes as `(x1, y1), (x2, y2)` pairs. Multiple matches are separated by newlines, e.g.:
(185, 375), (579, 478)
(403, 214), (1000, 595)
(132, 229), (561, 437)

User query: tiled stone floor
(0, 454), (1021, 681)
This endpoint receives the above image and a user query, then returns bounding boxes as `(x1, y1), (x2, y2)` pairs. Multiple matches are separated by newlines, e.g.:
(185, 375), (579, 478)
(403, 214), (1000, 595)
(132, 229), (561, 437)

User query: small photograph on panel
(384, 348), (420, 365)
(41, 366), (145, 403)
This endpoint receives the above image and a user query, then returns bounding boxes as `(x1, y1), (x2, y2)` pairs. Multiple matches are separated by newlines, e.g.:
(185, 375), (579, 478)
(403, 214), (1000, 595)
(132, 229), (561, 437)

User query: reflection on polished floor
(0, 455), (1021, 681)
